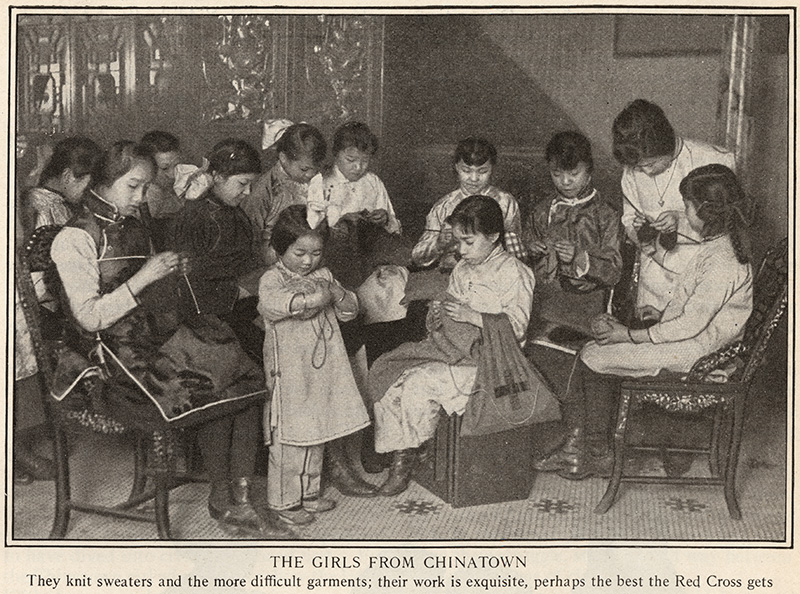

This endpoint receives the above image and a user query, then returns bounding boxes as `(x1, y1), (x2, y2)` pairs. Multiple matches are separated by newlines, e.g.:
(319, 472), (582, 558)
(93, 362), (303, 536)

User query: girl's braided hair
(679, 163), (751, 264)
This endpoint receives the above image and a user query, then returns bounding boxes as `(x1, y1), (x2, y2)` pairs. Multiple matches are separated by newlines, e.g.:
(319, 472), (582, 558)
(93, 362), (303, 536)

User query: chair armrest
(685, 341), (747, 382)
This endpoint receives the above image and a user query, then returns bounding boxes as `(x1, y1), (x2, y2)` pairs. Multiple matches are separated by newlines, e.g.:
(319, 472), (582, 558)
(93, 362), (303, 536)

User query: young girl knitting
(140, 130), (184, 220)
(22, 136), (103, 233)
(523, 131), (622, 337)
(612, 99), (736, 314)
(306, 121), (409, 291)
(22, 136), (104, 320)
(307, 121), (400, 234)
(369, 196), (546, 496)
(535, 164), (753, 479)
(50, 141), (285, 538)
(171, 139), (264, 361)
(258, 205), (373, 526)
(241, 121), (328, 266)
(412, 137), (525, 269)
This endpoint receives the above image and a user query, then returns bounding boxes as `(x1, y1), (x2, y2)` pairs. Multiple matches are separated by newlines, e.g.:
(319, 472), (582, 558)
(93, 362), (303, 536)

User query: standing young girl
(258, 205), (373, 526)
(535, 164), (753, 478)
(411, 137), (525, 269)
(612, 99), (736, 314)
(370, 196), (538, 496)
(241, 122), (328, 265)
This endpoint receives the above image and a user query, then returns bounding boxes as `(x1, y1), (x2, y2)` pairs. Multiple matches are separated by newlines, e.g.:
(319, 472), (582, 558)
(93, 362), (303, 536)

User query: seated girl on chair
(50, 141), (288, 538)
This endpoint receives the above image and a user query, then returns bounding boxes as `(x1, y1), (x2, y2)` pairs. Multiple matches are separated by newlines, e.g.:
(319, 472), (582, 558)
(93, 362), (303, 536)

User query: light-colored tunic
(18, 186), (76, 377)
(620, 137), (736, 311)
(24, 186), (73, 230)
(581, 235), (752, 377)
(258, 262), (370, 446)
(412, 186), (523, 267)
(240, 161), (313, 262)
(374, 245), (535, 452)
(23, 186), (78, 304)
(307, 166), (401, 233)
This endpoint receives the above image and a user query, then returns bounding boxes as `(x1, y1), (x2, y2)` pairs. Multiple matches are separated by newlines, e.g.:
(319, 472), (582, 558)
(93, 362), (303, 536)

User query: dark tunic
(50, 194), (266, 429)
(522, 189), (623, 336)
(170, 193), (265, 361)
(171, 194), (261, 317)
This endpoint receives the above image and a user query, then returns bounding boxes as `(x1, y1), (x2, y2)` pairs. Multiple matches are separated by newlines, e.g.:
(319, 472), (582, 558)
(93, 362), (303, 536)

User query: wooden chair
(18, 225), (204, 539)
(595, 238), (788, 519)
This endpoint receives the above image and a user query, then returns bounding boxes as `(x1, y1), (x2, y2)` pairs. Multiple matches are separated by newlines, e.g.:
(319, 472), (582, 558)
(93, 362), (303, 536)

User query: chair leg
(709, 404), (724, 476)
(595, 390), (632, 515)
(723, 396), (746, 520)
(153, 473), (172, 539)
(49, 426), (71, 539)
(129, 436), (149, 502)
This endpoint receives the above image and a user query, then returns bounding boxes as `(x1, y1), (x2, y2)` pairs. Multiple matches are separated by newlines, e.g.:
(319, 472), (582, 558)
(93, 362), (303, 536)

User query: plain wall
(477, 15), (725, 171)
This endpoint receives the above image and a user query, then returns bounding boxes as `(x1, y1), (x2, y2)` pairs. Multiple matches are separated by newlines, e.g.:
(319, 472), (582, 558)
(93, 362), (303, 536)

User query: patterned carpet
(11, 397), (786, 543)
(11, 328), (788, 543)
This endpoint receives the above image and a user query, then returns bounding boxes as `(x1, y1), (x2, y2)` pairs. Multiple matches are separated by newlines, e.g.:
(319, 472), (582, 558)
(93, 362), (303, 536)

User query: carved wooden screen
(287, 15), (385, 136)
(16, 14), (384, 145)
(16, 16), (72, 137)
(199, 14), (384, 135)
(135, 16), (189, 119)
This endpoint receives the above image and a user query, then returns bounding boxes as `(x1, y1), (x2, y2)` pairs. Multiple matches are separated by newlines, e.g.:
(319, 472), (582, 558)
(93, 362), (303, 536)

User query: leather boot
(325, 439), (379, 497)
(558, 444), (613, 480)
(558, 365), (616, 480)
(378, 449), (416, 496)
(14, 443), (55, 481)
(533, 427), (584, 472)
(360, 426), (390, 474)
(209, 478), (287, 538)
(237, 477), (298, 539)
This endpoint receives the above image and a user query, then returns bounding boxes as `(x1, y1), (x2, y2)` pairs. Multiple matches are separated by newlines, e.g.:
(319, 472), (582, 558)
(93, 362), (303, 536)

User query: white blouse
(307, 166), (401, 233)
(620, 137), (736, 242)
(447, 244), (535, 343)
(51, 226), (139, 333)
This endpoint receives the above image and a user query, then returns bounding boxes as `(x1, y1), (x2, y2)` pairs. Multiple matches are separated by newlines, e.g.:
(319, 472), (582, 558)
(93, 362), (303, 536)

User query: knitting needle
(183, 273), (201, 314)
(620, 193), (701, 245)
(97, 255), (149, 261)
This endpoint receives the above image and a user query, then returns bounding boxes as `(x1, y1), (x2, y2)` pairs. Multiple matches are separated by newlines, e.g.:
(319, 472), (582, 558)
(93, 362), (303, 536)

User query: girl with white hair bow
(240, 119), (329, 266)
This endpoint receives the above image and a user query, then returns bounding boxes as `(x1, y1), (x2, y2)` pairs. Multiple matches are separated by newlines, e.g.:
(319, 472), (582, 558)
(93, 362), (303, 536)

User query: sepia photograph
(6, 0), (792, 567)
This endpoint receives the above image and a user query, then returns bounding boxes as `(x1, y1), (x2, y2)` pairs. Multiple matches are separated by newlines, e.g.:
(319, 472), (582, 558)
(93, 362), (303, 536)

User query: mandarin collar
(86, 189), (122, 222)
(330, 165), (354, 185)
(457, 185), (496, 199)
(276, 259), (313, 279)
(462, 244), (505, 268)
(550, 187), (597, 209)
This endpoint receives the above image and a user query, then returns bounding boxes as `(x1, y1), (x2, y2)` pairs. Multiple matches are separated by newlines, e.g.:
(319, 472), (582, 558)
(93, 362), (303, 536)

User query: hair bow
(173, 158), (212, 200)
(261, 118), (295, 151)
